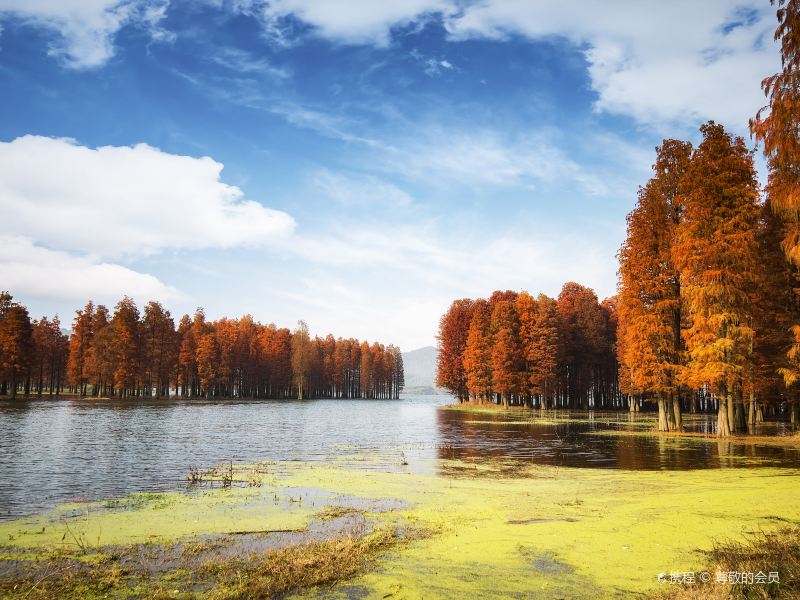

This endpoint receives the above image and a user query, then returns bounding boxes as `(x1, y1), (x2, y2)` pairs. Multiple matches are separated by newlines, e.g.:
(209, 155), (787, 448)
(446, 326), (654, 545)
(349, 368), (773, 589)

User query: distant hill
(401, 346), (444, 395)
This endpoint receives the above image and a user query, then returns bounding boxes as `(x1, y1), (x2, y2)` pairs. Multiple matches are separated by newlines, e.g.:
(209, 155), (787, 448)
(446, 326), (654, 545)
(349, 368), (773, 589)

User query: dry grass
(314, 505), (365, 520)
(202, 527), (407, 599)
(0, 526), (416, 599)
(653, 527), (800, 599)
(0, 559), (135, 600)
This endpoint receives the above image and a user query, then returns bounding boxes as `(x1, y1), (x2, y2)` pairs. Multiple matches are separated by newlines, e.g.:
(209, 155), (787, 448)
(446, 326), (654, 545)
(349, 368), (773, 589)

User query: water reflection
(435, 409), (800, 472)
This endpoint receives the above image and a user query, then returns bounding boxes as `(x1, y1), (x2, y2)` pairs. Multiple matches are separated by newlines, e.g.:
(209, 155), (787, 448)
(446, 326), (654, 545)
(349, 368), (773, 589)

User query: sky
(0, 0), (781, 351)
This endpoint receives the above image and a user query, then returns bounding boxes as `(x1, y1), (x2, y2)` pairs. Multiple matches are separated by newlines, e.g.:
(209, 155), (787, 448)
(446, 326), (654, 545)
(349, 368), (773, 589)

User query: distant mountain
(401, 346), (443, 394)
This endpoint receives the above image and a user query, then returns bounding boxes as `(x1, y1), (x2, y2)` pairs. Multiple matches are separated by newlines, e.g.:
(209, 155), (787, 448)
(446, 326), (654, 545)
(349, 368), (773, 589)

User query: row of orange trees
(436, 284), (618, 409)
(435, 123), (797, 433)
(0, 294), (403, 400)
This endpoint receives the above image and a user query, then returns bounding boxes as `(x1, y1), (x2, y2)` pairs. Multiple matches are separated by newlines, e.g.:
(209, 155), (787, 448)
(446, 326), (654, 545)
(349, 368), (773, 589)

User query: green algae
(1, 452), (800, 598)
(273, 462), (800, 598)
(0, 484), (314, 550)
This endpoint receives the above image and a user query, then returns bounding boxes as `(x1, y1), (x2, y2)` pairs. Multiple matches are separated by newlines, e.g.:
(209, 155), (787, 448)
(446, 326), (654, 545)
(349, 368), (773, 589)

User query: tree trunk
(671, 393), (683, 432)
(717, 392), (732, 437)
(727, 392), (736, 434)
(747, 395), (756, 433)
(734, 403), (746, 432)
(657, 396), (670, 432)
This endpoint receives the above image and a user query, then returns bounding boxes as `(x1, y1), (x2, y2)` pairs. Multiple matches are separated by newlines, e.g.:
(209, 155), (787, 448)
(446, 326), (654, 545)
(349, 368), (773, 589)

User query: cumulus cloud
(0, 0), (170, 68)
(0, 235), (179, 305)
(0, 135), (294, 306)
(0, 135), (295, 260)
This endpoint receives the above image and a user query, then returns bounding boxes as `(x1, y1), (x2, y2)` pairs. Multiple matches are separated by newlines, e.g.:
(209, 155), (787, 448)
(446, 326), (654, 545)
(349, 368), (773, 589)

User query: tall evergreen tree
(0, 303), (34, 399)
(618, 139), (691, 431)
(463, 299), (493, 403)
(490, 300), (524, 407)
(435, 299), (474, 403)
(674, 122), (761, 436)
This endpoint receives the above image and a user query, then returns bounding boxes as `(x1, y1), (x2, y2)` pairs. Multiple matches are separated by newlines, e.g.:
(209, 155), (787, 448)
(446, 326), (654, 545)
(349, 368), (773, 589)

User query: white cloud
(237, 0), (453, 46)
(0, 235), (179, 305)
(423, 57), (454, 77)
(0, 135), (295, 260)
(444, 1), (779, 131)
(0, 135), (295, 309)
(0, 0), (170, 68)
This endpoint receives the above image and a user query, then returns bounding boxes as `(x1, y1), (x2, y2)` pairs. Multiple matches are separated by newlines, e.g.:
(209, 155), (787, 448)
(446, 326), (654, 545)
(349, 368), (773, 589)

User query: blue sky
(0, 0), (780, 350)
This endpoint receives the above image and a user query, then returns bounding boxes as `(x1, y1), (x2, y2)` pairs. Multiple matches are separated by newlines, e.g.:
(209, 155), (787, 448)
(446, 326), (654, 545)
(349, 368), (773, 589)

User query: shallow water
(0, 394), (798, 520)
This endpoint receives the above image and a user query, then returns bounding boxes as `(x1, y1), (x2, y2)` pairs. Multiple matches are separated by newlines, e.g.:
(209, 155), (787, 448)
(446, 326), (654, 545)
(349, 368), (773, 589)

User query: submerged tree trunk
(717, 392), (732, 437)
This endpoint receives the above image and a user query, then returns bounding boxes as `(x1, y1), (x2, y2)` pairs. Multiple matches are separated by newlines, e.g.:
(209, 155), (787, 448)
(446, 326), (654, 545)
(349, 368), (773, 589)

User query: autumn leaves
(617, 0), (800, 436)
(0, 294), (404, 401)
(616, 123), (793, 435)
(436, 286), (617, 410)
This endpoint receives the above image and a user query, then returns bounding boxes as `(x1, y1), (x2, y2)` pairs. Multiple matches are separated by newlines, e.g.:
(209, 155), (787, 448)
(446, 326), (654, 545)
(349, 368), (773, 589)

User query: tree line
(436, 284), (619, 410)
(0, 294), (404, 401)
(437, 1), (800, 436)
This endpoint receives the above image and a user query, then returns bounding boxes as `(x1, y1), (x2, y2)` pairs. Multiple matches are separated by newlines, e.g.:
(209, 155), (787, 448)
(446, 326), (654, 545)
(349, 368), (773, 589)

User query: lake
(1, 394), (799, 521)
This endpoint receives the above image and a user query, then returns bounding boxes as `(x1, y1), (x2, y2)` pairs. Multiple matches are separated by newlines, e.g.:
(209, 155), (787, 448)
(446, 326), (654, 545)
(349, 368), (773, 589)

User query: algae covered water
(1, 394), (799, 520)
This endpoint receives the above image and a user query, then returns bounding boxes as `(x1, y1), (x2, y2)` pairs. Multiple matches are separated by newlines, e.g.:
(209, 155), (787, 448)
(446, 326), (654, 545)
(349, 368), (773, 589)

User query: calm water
(1, 394), (799, 520)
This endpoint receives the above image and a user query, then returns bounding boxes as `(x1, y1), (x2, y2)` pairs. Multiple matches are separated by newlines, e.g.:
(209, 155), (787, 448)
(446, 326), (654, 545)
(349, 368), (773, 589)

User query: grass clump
(314, 505), (365, 520)
(202, 526), (408, 599)
(653, 527), (800, 599)
(0, 559), (136, 600)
